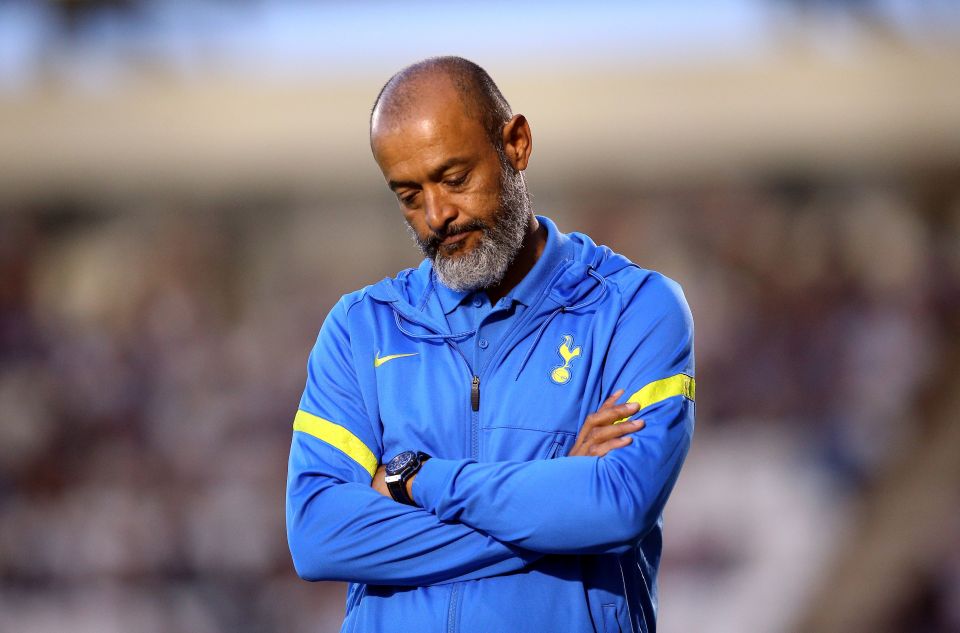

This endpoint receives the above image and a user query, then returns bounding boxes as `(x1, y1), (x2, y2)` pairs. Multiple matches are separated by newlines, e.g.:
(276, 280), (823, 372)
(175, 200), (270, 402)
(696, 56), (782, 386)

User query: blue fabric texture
(286, 215), (695, 633)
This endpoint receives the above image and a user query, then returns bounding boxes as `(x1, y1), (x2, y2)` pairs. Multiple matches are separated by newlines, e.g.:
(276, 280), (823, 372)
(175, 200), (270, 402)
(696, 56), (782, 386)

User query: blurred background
(1, 1), (959, 632)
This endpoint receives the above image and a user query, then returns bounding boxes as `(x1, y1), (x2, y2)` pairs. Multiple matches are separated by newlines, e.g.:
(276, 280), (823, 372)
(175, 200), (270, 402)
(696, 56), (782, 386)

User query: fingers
(598, 389), (625, 411)
(584, 401), (639, 428)
(575, 401), (639, 451)
(586, 420), (645, 457)
(591, 434), (634, 457)
(589, 418), (645, 443)
(570, 417), (645, 457)
(569, 391), (643, 458)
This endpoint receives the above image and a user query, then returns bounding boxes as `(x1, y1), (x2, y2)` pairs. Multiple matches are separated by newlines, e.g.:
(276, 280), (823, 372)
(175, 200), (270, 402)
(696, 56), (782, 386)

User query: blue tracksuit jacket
(286, 216), (695, 633)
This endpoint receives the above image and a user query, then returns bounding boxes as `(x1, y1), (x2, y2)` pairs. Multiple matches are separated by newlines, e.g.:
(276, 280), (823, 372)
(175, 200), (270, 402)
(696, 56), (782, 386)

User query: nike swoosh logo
(374, 352), (418, 368)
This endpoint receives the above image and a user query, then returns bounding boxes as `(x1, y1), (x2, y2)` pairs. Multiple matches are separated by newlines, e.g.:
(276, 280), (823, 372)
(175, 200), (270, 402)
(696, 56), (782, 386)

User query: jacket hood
(365, 215), (635, 327)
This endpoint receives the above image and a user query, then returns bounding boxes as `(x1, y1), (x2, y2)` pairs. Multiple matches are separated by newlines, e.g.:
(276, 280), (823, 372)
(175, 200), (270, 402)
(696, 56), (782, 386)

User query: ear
(501, 114), (532, 172)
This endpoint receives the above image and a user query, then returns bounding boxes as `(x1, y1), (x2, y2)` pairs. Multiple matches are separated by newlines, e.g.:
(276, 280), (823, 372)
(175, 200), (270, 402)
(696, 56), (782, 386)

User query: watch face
(386, 451), (416, 476)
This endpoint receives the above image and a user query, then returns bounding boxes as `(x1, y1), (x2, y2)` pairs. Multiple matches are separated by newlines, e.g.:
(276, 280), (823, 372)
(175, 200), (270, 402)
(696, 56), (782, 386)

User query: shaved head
(371, 56), (513, 149)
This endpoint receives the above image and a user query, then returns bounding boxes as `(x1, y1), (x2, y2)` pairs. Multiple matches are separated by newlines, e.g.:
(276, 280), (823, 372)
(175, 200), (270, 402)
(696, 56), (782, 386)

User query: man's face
(371, 91), (530, 292)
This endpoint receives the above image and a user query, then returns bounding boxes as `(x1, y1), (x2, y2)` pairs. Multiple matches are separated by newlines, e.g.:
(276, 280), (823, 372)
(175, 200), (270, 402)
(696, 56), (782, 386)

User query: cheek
(401, 209), (424, 230)
(456, 188), (501, 221)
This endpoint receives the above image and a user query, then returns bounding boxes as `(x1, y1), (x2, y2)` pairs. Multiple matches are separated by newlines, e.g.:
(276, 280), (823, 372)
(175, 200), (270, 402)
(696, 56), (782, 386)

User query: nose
(423, 188), (458, 234)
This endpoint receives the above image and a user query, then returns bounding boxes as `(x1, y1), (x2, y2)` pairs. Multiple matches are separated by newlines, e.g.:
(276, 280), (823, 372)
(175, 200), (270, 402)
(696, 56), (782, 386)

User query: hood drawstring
(392, 305), (477, 372)
(391, 272), (476, 342)
(389, 267), (608, 379)
(514, 268), (608, 380)
(392, 308), (475, 341)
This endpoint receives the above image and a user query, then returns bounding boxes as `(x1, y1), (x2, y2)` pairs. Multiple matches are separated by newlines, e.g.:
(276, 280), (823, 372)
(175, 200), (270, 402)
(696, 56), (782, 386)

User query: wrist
(406, 472), (417, 500)
(384, 450), (430, 506)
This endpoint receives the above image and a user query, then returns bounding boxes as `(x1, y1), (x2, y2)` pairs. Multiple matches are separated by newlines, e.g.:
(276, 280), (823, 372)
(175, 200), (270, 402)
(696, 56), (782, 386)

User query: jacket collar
(365, 215), (636, 334)
(433, 215), (573, 315)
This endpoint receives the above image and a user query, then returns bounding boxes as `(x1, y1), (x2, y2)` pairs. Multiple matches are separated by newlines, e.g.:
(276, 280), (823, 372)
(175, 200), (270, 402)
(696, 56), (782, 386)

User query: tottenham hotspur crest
(551, 335), (582, 384)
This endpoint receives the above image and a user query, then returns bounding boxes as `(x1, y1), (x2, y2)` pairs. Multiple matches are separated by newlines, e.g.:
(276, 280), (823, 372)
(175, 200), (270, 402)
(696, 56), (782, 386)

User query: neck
(485, 215), (546, 305)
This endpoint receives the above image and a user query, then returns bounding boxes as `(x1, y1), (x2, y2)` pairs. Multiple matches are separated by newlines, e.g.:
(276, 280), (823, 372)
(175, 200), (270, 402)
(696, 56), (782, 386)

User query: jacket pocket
(483, 427), (575, 461)
(543, 433), (571, 459)
(602, 604), (622, 633)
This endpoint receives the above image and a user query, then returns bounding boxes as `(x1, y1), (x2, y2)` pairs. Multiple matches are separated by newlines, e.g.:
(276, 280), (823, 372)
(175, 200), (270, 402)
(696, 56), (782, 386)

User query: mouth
(434, 229), (477, 257)
(420, 221), (486, 259)
(441, 231), (472, 247)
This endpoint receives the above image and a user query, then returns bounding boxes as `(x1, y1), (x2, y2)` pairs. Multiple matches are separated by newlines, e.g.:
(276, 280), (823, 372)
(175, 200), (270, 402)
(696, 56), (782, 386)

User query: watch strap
(385, 451), (429, 506)
(385, 472), (415, 505)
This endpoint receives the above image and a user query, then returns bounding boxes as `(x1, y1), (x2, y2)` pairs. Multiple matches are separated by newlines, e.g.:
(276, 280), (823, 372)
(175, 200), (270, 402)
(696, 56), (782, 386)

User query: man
(286, 56), (695, 633)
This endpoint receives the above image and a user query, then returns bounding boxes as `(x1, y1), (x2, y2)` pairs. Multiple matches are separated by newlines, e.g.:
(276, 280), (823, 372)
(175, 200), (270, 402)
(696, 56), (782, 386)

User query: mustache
(423, 219), (488, 254)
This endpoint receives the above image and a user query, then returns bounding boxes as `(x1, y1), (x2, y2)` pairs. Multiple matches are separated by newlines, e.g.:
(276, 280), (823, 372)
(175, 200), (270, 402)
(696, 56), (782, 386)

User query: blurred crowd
(0, 178), (958, 632)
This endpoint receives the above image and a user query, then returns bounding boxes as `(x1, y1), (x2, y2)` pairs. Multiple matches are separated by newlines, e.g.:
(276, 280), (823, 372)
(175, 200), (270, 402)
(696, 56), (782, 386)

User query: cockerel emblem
(551, 335), (582, 384)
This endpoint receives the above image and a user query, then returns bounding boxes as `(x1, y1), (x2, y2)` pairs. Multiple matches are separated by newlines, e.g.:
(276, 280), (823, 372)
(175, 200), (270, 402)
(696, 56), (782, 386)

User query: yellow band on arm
(293, 410), (378, 478)
(617, 374), (696, 423)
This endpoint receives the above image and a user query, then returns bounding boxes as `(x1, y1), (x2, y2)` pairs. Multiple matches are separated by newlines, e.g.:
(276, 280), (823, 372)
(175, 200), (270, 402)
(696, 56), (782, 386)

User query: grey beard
(407, 153), (532, 293)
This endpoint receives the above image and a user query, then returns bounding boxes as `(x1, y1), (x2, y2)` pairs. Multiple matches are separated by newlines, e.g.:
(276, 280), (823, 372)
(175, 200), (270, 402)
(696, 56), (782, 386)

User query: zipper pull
(471, 375), (480, 411)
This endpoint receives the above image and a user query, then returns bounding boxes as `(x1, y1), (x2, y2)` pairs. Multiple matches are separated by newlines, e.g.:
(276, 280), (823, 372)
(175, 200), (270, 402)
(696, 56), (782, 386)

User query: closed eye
(443, 172), (468, 188)
(397, 191), (419, 208)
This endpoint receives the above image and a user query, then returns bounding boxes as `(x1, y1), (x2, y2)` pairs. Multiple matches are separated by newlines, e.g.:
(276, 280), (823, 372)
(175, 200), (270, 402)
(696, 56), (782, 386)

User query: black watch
(384, 450), (430, 506)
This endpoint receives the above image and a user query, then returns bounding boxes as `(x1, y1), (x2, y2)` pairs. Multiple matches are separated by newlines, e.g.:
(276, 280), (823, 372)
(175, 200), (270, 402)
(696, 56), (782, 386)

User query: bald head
(371, 56), (513, 149)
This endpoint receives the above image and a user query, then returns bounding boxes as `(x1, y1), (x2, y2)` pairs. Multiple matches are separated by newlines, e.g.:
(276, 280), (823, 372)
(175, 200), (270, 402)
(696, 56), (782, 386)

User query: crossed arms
(286, 275), (694, 585)
(371, 389), (645, 499)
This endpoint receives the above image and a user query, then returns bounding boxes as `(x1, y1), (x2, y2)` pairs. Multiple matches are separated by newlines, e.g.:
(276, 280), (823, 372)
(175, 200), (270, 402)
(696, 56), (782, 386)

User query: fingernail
(631, 419), (644, 427)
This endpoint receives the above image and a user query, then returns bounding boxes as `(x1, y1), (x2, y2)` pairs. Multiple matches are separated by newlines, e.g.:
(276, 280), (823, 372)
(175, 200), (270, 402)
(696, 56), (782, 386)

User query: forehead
(371, 86), (492, 177)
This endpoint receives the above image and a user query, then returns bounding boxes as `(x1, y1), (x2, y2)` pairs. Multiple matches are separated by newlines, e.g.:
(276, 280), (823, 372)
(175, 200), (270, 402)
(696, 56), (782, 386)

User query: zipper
(435, 341), (476, 633)
(391, 281), (567, 633)
(438, 339), (480, 457)
(447, 583), (461, 633)
(471, 375), (480, 411)
(391, 313), (475, 633)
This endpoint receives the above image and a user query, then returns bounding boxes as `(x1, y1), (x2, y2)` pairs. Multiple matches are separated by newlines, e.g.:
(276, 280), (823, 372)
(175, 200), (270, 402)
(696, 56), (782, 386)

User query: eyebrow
(388, 157), (470, 191)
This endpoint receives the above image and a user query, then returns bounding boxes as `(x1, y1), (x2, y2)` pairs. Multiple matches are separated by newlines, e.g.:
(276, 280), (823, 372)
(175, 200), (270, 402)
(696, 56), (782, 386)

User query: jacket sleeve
(286, 297), (540, 585)
(410, 273), (695, 555)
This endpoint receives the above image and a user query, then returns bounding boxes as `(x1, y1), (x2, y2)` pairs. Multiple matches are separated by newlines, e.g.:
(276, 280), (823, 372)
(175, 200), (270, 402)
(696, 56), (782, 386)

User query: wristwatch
(384, 450), (430, 506)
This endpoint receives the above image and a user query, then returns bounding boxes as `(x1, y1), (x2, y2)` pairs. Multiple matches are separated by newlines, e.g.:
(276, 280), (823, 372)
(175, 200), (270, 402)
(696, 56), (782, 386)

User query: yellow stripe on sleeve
(617, 374), (695, 423)
(293, 410), (378, 478)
